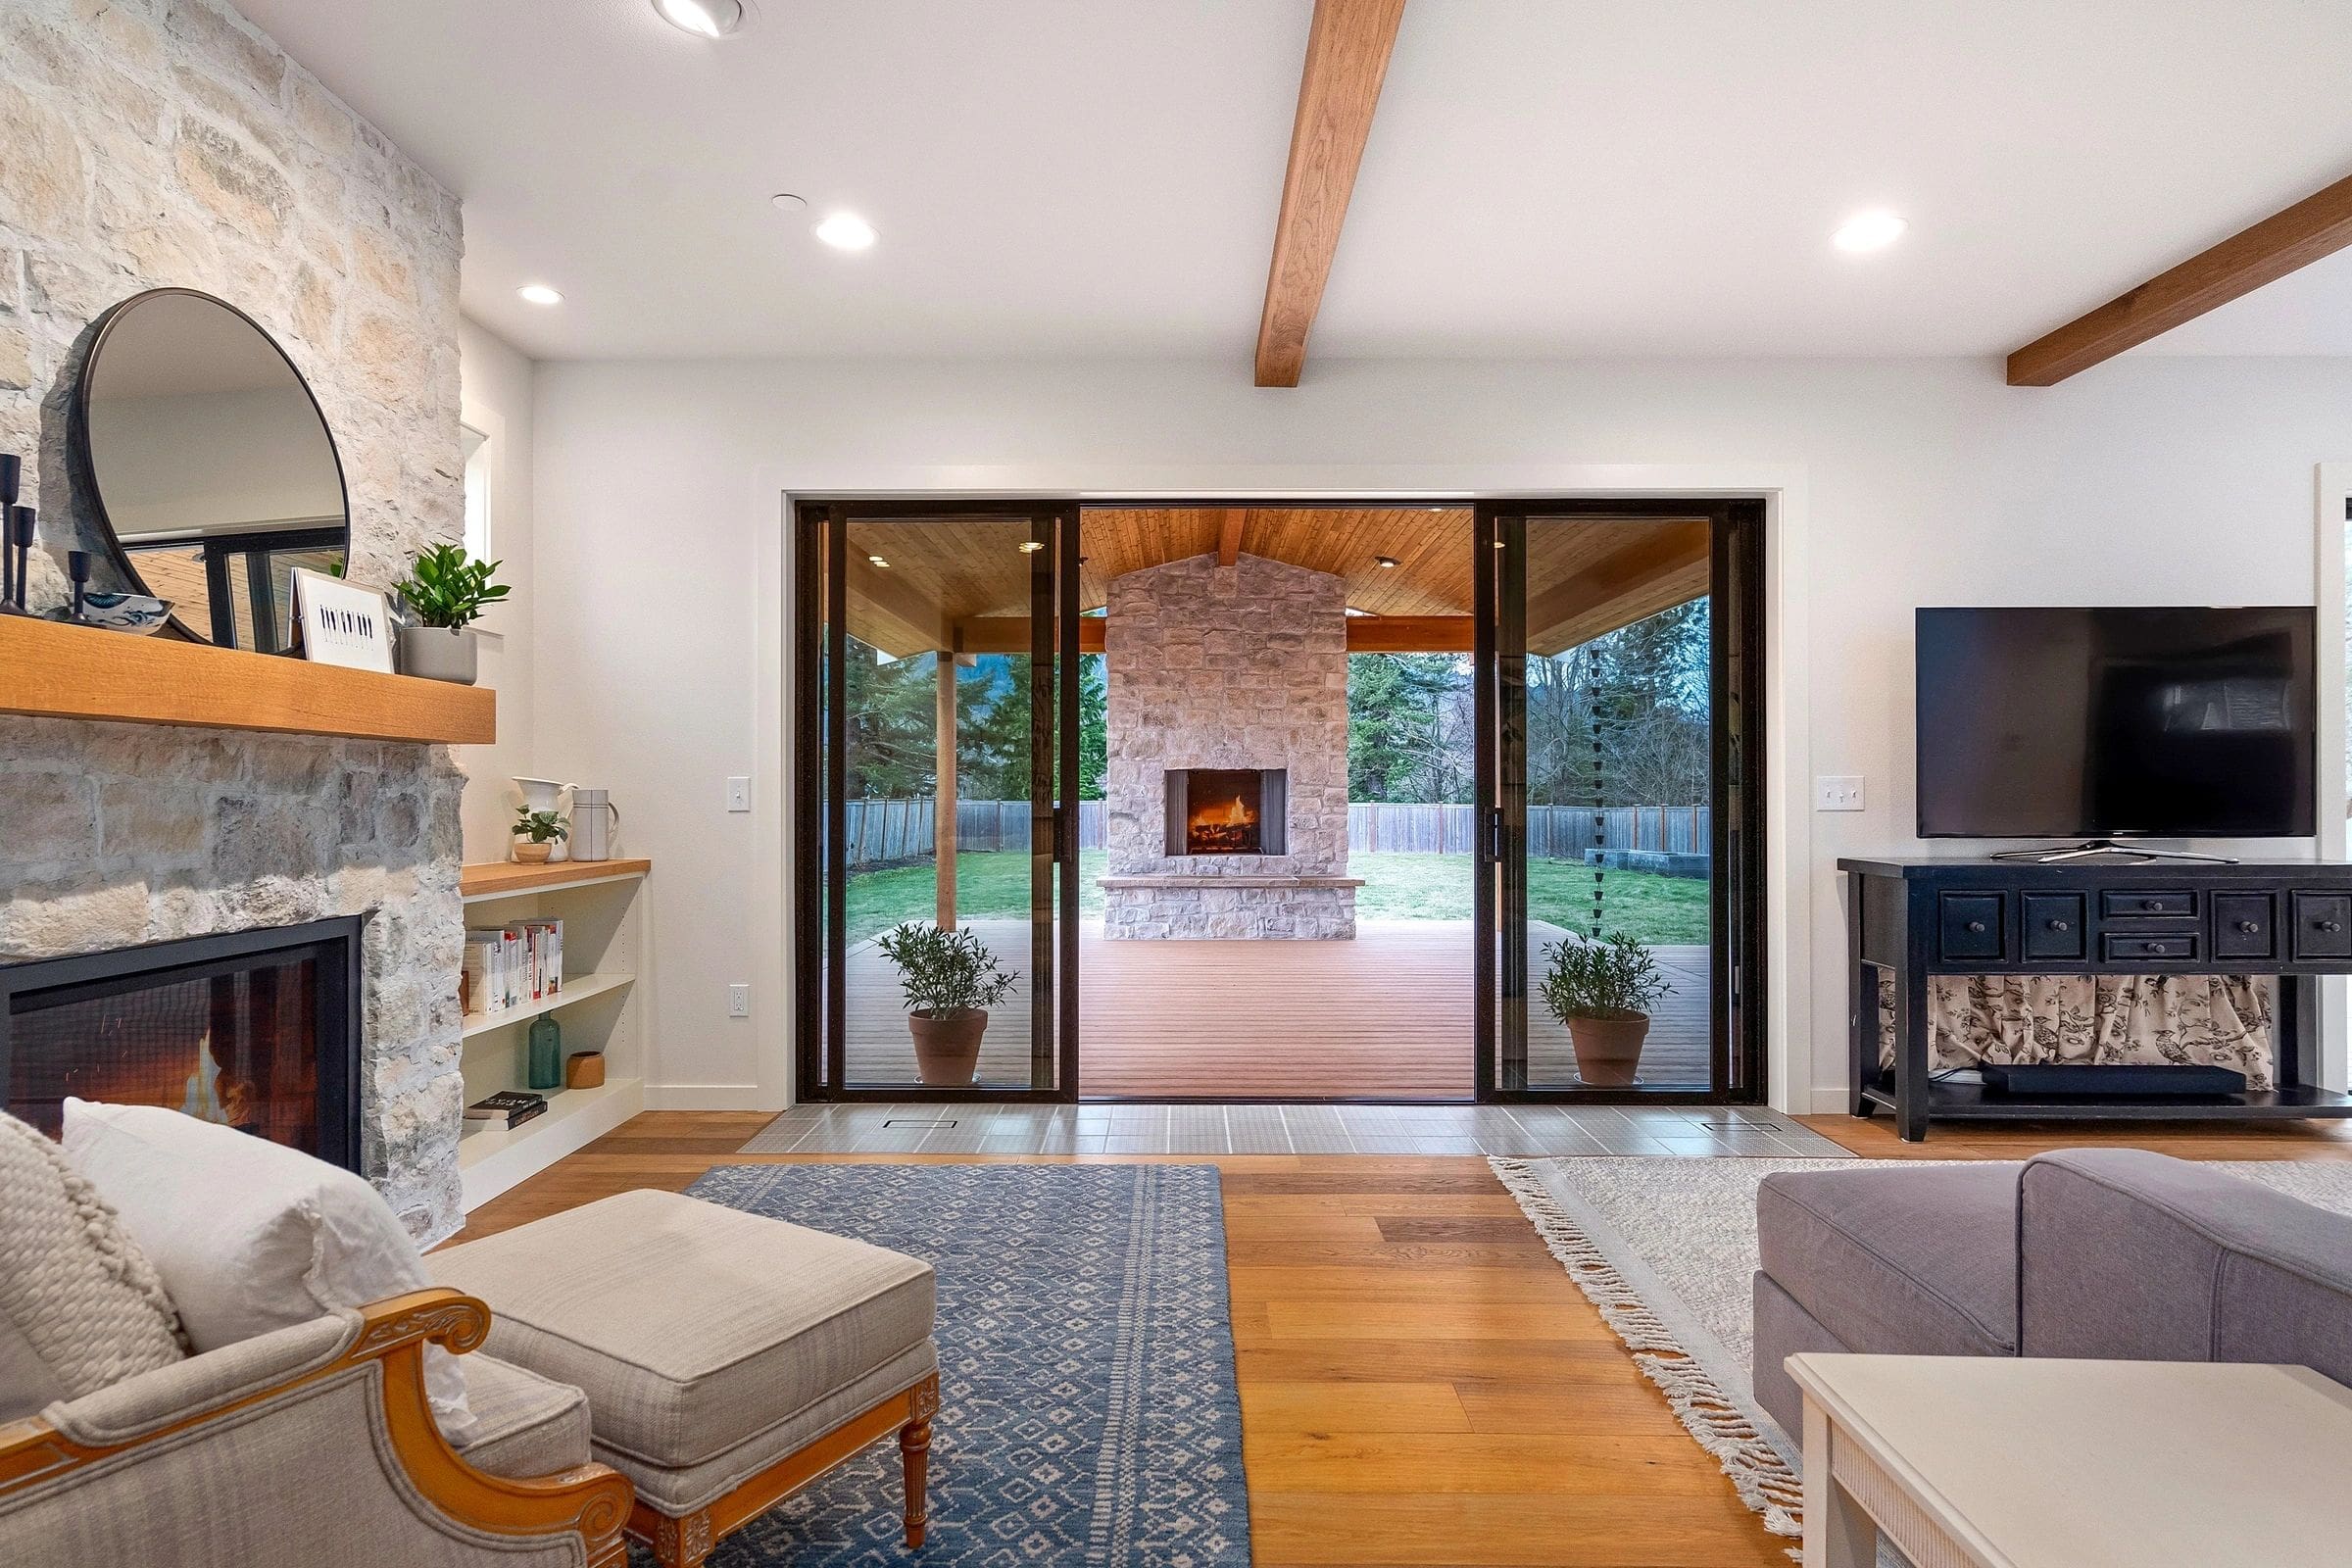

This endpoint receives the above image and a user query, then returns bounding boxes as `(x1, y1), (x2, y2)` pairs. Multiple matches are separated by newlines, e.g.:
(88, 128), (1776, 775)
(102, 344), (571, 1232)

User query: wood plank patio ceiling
(841, 506), (1707, 657)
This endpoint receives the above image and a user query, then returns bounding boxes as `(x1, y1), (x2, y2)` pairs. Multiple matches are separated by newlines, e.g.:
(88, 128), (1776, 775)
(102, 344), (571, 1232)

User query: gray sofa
(1752, 1148), (2352, 1438)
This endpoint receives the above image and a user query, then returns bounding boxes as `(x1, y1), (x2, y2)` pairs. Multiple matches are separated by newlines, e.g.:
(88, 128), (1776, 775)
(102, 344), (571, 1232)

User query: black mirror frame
(67, 287), (352, 649)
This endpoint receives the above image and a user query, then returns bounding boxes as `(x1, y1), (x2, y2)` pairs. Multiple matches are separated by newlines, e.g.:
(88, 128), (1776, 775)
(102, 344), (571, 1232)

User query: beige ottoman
(431, 1189), (939, 1567)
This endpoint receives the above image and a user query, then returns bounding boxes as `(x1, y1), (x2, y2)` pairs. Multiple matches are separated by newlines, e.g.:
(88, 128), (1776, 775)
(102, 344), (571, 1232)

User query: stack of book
(461, 918), (564, 1017)
(465, 1091), (547, 1130)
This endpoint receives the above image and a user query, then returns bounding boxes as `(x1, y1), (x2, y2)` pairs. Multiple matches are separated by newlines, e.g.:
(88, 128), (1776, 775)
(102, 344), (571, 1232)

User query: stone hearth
(1102, 553), (1360, 939)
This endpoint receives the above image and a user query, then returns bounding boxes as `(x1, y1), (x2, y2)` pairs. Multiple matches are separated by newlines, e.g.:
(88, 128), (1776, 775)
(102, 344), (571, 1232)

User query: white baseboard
(643, 1082), (773, 1111)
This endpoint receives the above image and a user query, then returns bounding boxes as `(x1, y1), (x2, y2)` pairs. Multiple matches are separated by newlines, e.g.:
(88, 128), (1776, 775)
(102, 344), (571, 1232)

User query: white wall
(527, 353), (2352, 1110)
(456, 319), (540, 862)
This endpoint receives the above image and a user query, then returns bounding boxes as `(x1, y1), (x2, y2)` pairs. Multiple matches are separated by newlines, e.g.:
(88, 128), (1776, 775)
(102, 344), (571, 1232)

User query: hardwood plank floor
(458, 1112), (1791, 1567)
(1801, 1111), (2352, 1161)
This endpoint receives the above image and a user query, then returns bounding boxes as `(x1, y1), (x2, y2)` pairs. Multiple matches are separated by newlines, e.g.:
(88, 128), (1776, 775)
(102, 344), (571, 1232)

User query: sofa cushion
(457, 1353), (593, 1481)
(62, 1099), (474, 1446)
(428, 1188), (935, 1473)
(1756, 1161), (2021, 1359)
(0, 1111), (184, 1422)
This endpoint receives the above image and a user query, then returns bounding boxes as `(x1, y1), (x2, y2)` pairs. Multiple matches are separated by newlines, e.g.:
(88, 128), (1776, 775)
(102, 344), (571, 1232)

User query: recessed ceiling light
(1018, 541), (1044, 553)
(1374, 556), (1398, 569)
(770, 193), (808, 216)
(654, 0), (745, 38)
(516, 283), (564, 306)
(868, 555), (890, 567)
(1832, 211), (1908, 254)
(813, 212), (878, 252)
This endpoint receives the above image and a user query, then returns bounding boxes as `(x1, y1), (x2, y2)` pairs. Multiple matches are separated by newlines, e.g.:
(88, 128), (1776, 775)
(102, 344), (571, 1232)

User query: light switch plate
(725, 775), (752, 812)
(1816, 775), (1865, 812)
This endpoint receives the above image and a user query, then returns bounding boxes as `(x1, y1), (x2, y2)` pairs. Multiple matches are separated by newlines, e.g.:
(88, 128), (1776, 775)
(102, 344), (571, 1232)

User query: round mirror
(71, 289), (348, 649)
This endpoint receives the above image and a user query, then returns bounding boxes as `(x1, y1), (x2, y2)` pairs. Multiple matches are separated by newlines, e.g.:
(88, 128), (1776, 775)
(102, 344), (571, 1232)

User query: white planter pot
(398, 624), (478, 684)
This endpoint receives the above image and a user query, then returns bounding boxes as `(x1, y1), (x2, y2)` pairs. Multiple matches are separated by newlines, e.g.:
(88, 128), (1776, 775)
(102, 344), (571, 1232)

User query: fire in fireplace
(1165, 767), (1288, 857)
(0, 917), (364, 1170)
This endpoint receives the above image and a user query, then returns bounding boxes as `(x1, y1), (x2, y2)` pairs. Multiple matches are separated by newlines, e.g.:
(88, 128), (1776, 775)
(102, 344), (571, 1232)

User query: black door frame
(792, 499), (1081, 1103)
(1474, 498), (1768, 1105)
(792, 495), (1766, 1106)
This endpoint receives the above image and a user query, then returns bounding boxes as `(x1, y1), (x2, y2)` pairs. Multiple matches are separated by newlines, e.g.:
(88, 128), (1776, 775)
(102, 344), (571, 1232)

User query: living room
(4, 3), (2352, 1566)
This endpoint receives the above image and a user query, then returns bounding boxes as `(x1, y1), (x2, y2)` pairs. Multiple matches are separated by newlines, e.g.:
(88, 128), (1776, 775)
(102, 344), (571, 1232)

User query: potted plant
(392, 543), (509, 684)
(874, 922), (1017, 1086)
(1538, 931), (1667, 1088)
(513, 808), (568, 864)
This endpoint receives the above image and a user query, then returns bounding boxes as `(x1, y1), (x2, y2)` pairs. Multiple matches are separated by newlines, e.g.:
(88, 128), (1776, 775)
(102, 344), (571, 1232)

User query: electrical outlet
(1816, 775), (1865, 812)
(727, 984), (750, 1018)
(725, 775), (752, 812)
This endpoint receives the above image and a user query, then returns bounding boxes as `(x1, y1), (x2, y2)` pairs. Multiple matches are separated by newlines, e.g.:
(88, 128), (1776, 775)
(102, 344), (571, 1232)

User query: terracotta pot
(907, 1008), (988, 1086)
(514, 841), (554, 863)
(1565, 1012), (1650, 1087)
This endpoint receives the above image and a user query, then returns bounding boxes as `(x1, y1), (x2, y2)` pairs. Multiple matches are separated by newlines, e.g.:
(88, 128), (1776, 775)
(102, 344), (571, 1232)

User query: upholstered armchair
(0, 1288), (632, 1567)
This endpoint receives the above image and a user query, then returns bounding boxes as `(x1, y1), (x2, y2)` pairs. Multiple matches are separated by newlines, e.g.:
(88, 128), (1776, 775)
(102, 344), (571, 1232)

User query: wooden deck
(840, 919), (1712, 1097)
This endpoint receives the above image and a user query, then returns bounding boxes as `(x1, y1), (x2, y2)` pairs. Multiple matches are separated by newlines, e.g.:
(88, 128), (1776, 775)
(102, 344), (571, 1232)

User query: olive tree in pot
(393, 543), (509, 685)
(1538, 931), (1667, 1087)
(875, 922), (1018, 1086)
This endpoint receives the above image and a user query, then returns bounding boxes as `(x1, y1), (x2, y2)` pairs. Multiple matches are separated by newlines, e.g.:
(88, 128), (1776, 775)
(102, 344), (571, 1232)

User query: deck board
(840, 919), (1711, 1096)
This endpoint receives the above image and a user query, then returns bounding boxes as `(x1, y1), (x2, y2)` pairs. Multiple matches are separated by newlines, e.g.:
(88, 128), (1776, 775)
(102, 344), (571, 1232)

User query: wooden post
(935, 653), (957, 929)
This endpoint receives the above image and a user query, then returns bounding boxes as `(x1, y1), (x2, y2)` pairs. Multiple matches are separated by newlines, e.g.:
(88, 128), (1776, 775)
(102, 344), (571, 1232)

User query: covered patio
(839, 918), (1713, 1097)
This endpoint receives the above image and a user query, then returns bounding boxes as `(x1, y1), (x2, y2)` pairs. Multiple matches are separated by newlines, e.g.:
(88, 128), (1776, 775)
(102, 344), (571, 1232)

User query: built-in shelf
(457, 1076), (645, 1210)
(0, 613), (495, 744)
(460, 858), (653, 904)
(459, 968), (633, 1040)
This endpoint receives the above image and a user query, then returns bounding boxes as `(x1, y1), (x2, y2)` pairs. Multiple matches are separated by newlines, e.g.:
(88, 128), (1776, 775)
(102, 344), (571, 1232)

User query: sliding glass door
(795, 501), (1081, 1100)
(1475, 500), (1764, 1101)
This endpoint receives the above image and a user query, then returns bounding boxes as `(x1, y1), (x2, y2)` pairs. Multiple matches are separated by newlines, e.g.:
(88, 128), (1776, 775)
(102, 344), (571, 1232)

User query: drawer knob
(1966, 920), (1986, 934)
(2142, 899), (2162, 910)
(2238, 920), (2262, 934)
(2047, 919), (2070, 932)
(2322, 920), (2343, 934)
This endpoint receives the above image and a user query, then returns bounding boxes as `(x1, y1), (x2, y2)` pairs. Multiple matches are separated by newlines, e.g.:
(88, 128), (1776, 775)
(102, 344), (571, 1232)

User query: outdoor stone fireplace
(1102, 553), (1361, 938)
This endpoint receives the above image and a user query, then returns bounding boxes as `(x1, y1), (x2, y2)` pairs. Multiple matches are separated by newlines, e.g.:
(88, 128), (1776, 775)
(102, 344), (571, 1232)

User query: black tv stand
(1838, 857), (2352, 1141)
(1987, 840), (2238, 865)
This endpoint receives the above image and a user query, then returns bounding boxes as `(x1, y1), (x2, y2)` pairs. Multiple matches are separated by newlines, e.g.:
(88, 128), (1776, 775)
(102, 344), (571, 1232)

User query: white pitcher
(569, 788), (619, 862)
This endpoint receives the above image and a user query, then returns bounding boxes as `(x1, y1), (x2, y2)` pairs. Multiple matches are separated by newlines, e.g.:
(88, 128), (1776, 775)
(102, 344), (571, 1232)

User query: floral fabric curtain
(1876, 972), (2275, 1090)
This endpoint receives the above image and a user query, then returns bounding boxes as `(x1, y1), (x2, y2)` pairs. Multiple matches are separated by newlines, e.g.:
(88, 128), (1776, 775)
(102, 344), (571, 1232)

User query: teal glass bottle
(527, 1013), (563, 1092)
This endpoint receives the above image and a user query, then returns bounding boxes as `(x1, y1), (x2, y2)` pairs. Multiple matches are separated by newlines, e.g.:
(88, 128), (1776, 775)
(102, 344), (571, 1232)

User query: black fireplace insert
(0, 916), (365, 1170)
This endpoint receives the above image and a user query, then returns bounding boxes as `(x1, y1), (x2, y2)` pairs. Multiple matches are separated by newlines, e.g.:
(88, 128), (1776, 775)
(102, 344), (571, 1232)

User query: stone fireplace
(0, 917), (365, 1170)
(1102, 553), (1361, 938)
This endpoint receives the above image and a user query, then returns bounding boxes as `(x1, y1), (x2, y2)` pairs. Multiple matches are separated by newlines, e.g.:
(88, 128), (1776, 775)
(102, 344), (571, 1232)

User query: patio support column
(935, 650), (957, 929)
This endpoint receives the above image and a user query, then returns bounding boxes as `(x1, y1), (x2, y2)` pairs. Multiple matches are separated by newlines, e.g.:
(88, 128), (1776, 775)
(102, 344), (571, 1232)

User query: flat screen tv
(1916, 607), (2316, 841)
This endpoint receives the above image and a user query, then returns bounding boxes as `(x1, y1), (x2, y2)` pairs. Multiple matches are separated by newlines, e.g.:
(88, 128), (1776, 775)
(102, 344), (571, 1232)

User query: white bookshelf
(455, 859), (651, 1210)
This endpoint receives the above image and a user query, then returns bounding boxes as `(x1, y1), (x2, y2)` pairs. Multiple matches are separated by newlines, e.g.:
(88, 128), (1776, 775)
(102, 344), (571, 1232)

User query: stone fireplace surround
(1102, 553), (1362, 939)
(0, 0), (470, 1240)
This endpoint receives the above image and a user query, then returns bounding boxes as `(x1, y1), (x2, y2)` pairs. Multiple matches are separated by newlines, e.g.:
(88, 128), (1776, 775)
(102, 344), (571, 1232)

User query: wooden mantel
(0, 613), (495, 745)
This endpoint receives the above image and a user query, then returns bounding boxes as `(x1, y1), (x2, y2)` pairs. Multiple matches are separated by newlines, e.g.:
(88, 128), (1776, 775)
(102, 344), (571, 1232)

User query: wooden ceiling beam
(953, 614), (1471, 654)
(846, 557), (947, 660)
(1253, 0), (1407, 388)
(953, 617), (1108, 655)
(1216, 509), (1246, 567)
(1523, 521), (1710, 654)
(2008, 169), (2352, 385)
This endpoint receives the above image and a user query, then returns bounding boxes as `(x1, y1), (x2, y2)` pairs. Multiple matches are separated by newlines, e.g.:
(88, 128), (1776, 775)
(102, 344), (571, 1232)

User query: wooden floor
(842, 919), (1713, 1097)
(459, 1111), (2352, 1568)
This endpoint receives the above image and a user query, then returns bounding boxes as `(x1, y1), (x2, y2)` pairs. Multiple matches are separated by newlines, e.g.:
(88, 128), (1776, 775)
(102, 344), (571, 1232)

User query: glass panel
(6, 957), (320, 1148)
(826, 514), (1054, 1091)
(1518, 516), (1716, 1091)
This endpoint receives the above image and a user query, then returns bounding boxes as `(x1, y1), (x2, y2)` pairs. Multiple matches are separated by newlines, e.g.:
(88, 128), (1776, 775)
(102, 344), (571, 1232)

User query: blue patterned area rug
(664, 1163), (1250, 1568)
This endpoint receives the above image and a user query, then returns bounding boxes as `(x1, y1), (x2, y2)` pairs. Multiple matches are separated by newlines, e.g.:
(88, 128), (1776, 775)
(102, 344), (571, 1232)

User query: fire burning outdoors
(1186, 772), (1263, 855)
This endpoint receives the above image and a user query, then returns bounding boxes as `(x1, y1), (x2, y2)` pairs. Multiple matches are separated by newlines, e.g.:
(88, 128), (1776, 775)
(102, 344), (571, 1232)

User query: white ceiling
(236, 0), (2352, 365)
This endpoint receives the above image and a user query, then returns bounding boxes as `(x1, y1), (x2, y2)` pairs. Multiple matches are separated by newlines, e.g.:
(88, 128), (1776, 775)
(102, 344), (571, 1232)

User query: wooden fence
(837, 798), (1704, 868)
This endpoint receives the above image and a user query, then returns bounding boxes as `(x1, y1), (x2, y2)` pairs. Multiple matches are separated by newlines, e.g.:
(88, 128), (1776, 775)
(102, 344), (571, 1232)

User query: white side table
(1787, 1353), (2352, 1568)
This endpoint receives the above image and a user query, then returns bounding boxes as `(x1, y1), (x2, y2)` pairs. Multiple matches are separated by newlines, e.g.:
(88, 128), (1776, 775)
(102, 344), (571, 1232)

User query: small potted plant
(874, 922), (1017, 1086)
(393, 543), (508, 684)
(513, 807), (568, 864)
(1539, 931), (1666, 1087)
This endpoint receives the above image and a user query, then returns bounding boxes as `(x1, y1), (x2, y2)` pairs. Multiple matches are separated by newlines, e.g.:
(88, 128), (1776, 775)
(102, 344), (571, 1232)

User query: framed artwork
(291, 566), (394, 673)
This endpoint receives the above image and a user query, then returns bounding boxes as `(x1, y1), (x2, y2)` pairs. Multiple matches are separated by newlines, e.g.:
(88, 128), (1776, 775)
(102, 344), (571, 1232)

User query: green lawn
(845, 849), (1706, 947)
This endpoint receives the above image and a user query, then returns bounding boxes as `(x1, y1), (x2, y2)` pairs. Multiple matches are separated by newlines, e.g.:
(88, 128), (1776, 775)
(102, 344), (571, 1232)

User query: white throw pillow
(62, 1100), (474, 1446)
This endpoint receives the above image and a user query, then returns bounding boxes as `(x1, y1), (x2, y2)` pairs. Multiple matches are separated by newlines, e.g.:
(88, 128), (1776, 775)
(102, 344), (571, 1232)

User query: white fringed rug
(1489, 1155), (2352, 1549)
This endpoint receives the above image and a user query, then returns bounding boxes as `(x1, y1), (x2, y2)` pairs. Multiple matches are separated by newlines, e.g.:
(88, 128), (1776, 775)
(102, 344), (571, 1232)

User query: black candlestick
(0, 457), (18, 609)
(68, 550), (89, 621)
(4, 506), (34, 615)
